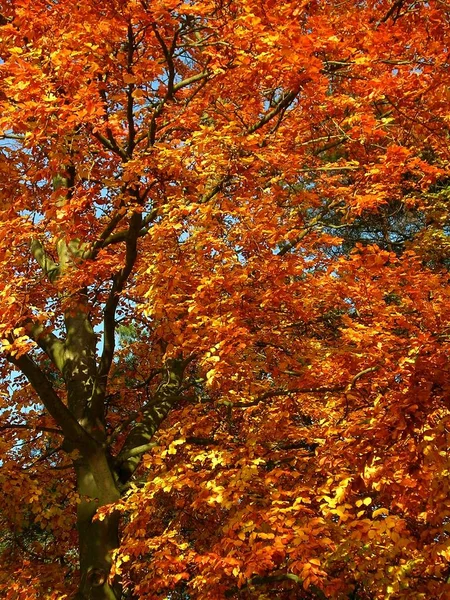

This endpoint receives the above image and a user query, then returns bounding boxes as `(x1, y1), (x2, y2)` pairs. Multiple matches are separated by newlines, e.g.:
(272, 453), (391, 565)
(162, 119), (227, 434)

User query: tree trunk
(74, 452), (122, 600)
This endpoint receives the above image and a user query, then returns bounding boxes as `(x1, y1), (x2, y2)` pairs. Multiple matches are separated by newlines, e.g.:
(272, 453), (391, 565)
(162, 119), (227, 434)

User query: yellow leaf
(356, 497), (372, 507)
(372, 508), (389, 518)
(206, 369), (216, 382)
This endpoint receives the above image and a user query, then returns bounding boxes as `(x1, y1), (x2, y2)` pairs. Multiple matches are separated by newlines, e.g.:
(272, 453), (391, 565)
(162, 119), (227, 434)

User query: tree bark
(74, 451), (122, 600)
(115, 358), (186, 483)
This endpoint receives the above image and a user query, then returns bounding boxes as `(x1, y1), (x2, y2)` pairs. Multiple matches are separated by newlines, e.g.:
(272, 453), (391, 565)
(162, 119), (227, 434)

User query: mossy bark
(74, 452), (121, 600)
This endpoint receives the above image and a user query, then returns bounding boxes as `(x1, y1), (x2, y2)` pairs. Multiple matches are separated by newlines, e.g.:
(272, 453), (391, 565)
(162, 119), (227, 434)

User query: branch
(30, 240), (60, 283)
(23, 320), (65, 372)
(23, 445), (64, 470)
(86, 208), (128, 259)
(229, 367), (379, 407)
(85, 204), (158, 261)
(134, 70), (210, 148)
(155, 33), (173, 98)
(151, 21), (179, 100)
(313, 136), (349, 156)
(350, 366), (378, 386)
(0, 423), (63, 435)
(271, 439), (319, 453)
(378, 0), (406, 25)
(277, 222), (319, 256)
(91, 128), (127, 160)
(277, 198), (343, 256)
(141, 23), (183, 148)
(295, 164), (360, 174)
(114, 442), (157, 464)
(114, 358), (187, 483)
(186, 436), (221, 446)
(173, 70), (209, 93)
(100, 207), (158, 247)
(199, 175), (232, 204)
(12, 534), (54, 564)
(6, 353), (97, 451)
(96, 209), (143, 408)
(0, 133), (25, 140)
(255, 385), (345, 403)
(126, 23), (136, 156)
(248, 88), (300, 134)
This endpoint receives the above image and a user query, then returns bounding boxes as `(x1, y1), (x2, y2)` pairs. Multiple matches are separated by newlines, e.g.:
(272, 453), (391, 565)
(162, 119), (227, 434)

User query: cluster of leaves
(109, 247), (450, 600)
(0, 0), (449, 599)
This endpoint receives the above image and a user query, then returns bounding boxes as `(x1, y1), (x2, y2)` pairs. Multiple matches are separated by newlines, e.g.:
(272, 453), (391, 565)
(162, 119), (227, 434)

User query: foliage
(0, 1), (449, 599)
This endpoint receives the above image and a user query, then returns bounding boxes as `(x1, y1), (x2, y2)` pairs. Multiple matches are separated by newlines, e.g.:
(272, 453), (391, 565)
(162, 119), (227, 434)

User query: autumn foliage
(0, 0), (450, 598)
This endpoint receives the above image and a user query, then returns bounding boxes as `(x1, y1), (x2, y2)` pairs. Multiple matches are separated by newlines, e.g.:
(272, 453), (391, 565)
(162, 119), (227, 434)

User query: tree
(0, 0), (449, 599)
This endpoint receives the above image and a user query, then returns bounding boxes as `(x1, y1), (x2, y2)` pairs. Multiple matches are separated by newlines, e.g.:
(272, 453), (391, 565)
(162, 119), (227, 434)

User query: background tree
(0, 1), (449, 599)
